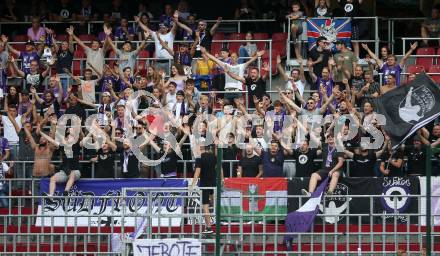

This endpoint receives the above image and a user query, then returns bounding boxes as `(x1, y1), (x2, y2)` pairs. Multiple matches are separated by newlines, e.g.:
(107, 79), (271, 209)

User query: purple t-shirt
(262, 150), (284, 177)
(381, 63), (402, 86)
(316, 77), (333, 108)
(0, 138), (9, 155)
(118, 77), (134, 92)
(114, 27), (135, 41)
(19, 51), (40, 74)
(100, 75), (117, 92)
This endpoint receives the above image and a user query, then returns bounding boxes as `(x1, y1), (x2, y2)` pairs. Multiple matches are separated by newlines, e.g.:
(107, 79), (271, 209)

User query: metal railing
(0, 19), (277, 36)
(0, 179), (437, 255)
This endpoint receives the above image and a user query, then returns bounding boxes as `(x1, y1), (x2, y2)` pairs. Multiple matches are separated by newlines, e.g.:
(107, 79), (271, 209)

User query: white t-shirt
(1, 115), (21, 143)
(286, 79), (305, 96)
(85, 47), (105, 75)
(224, 63), (245, 90)
(166, 93), (177, 111)
(151, 32), (174, 59)
(0, 162), (9, 190)
(80, 79), (98, 104)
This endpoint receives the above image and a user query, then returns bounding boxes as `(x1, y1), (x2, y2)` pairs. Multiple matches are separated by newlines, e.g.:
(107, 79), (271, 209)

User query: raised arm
(68, 26), (88, 51)
(279, 88), (301, 112)
(400, 42), (418, 67)
(200, 47), (226, 68)
(63, 68), (81, 83)
(307, 60), (318, 83)
(39, 130), (60, 148)
(210, 17), (222, 36)
(361, 43), (382, 67)
(276, 55), (289, 81)
(105, 31), (118, 54)
(174, 16), (193, 36)
(224, 65), (246, 83)
(23, 124), (37, 150)
(156, 31), (174, 56)
(9, 55), (24, 77)
(2, 35), (20, 57)
(244, 50), (265, 68)
(134, 16), (153, 34)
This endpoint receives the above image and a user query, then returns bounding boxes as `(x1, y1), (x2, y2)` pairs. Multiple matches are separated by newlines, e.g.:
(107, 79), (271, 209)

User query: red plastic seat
(272, 41), (287, 58)
(213, 33), (225, 40)
(228, 33), (246, 40)
(227, 33), (245, 54)
(253, 33), (269, 50)
(72, 50), (85, 76)
(78, 34), (97, 43)
(56, 34), (69, 42)
(406, 64), (425, 74)
(415, 47), (436, 71)
(429, 65), (440, 83)
(13, 34), (28, 42)
(210, 42), (223, 55)
(272, 32), (288, 42)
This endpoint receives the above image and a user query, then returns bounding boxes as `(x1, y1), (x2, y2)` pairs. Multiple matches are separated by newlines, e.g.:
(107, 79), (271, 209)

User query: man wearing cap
(3, 35), (40, 74)
(405, 135), (428, 176)
(136, 11), (178, 75)
(333, 40), (358, 84)
(10, 57), (50, 92)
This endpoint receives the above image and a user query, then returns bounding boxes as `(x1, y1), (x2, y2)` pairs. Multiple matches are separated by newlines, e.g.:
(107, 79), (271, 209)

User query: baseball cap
(25, 40), (35, 46)
(220, 47), (229, 52)
(176, 90), (184, 96)
(335, 40), (346, 46)
(102, 91), (111, 97)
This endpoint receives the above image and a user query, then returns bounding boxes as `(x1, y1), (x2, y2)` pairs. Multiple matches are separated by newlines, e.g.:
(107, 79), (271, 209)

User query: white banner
(133, 238), (201, 256)
(419, 176), (440, 226)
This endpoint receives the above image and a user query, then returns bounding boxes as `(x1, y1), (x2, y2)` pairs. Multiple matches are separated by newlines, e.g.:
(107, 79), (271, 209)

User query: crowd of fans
(0, 1), (438, 228)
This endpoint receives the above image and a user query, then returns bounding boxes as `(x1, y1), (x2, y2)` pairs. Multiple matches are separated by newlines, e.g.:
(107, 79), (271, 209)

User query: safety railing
(0, 19), (276, 36)
(388, 18), (425, 54)
(0, 178), (438, 255)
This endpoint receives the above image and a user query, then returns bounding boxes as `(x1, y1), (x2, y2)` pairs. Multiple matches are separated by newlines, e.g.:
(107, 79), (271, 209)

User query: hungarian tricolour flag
(375, 73), (440, 148)
(307, 18), (352, 51)
(221, 178), (287, 222)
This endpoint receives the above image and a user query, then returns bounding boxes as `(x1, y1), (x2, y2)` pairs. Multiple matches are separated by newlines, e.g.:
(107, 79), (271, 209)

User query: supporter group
(0, 0), (439, 231)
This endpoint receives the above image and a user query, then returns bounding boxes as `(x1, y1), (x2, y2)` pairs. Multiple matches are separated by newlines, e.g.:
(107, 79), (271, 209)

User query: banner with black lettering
(36, 178), (187, 227)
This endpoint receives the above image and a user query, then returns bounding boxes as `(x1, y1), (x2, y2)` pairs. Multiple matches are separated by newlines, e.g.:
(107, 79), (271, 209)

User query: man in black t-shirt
(191, 146), (222, 234)
(343, 141), (387, 177)
(380, 148), (404, 177)
(238, 144), (263, 178)
(307, 36), (332, 81)
(225, 66), (267, 108)
(405, 136), (427, 176)
(293, 140), (320, 177)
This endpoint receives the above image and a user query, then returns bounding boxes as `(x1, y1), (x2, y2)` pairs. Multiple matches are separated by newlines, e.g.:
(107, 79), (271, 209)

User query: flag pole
(426, 145), (432, 255)
(215, 146), (222, 255)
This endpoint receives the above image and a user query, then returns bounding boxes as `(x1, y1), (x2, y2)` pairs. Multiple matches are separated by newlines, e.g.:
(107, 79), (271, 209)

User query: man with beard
(23, 121), (56, 178)
(405, 135), (427, 176)
(257, 140), (292, 177)
(238, 144), (263, 178)
(293, 140), (321, 177)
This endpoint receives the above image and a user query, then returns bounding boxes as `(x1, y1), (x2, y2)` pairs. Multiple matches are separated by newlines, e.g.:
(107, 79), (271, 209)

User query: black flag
(375, 73), (440, 148)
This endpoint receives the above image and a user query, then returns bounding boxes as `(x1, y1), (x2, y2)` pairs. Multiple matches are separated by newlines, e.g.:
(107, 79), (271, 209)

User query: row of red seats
(415, 47), (440, 71)
(407, 64), (440, 83)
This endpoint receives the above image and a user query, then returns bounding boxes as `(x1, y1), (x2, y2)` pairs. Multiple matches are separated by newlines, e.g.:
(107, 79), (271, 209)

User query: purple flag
(285, 177), (329, 244)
